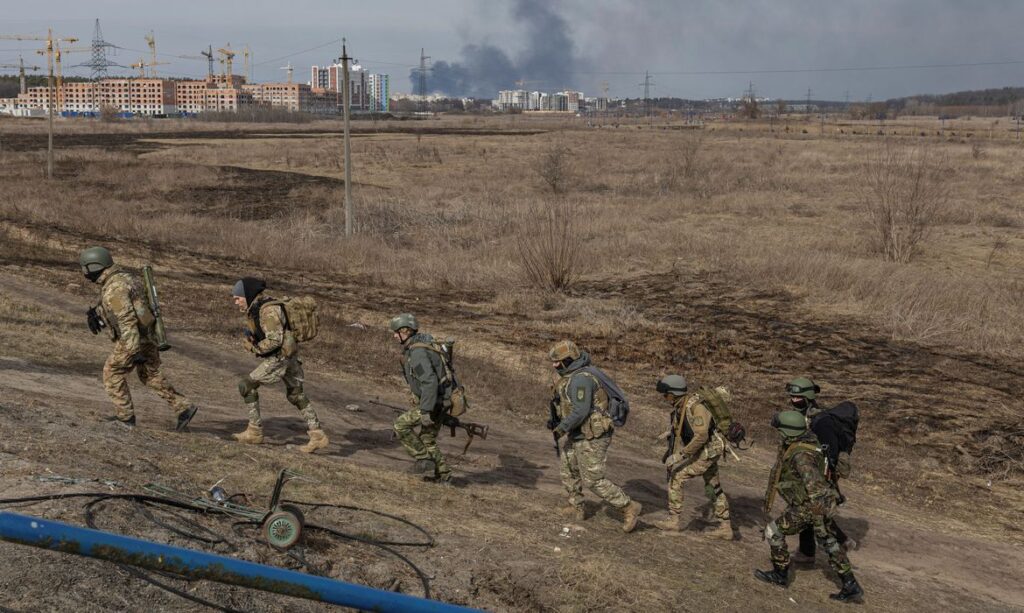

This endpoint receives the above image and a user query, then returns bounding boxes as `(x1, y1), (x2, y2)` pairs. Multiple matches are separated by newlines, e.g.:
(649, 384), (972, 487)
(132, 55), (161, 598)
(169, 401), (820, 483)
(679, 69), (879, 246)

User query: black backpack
(580, 366), (630, 427)
(823, 401), (859, 453)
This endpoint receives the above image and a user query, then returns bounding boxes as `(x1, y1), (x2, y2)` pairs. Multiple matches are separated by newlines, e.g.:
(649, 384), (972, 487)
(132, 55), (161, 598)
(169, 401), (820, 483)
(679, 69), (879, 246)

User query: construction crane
(144, 31), (167, 77)
(129, 57), (170, 79)
(0, 29), (78, 180)
(0, 57), (42, 94)
(280, 62), (293, 84)
(242, 44), (251, 83)
(217, 46), (236, 81)
(200, 45), (214, 79)
(514, 78), (545, 90)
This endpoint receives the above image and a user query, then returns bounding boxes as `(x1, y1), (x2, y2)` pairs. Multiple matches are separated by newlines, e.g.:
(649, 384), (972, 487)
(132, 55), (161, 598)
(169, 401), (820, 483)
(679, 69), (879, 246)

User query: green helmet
(785, 376), (820, 400)
(548, 340), (581, 362)
(388, 313), (419, 333)
(655, 374), (687, 396)
(79, 246), (113, 275)
(773, 410), (808, 438)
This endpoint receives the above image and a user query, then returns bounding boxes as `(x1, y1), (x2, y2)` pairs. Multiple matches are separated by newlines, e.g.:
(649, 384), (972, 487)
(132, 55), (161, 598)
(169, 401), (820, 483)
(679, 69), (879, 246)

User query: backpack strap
(406, 342), (452, 386)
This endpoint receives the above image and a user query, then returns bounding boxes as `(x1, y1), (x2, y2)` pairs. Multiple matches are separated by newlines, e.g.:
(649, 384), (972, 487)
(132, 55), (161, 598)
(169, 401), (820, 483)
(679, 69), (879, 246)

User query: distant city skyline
(3, 1), (1024, 100)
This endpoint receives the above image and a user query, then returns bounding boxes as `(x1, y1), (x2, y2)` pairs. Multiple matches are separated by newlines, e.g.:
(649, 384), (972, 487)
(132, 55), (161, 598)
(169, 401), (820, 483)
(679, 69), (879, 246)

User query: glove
(553, 429), (565, 440)
(546, 417), (560, 431)
(87, 307), (105, 335)
(663, 452), (684, 467)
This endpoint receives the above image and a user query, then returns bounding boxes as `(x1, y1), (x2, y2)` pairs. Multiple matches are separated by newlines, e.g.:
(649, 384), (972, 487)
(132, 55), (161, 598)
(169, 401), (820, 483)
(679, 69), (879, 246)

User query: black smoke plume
(411, 0), (588, 98)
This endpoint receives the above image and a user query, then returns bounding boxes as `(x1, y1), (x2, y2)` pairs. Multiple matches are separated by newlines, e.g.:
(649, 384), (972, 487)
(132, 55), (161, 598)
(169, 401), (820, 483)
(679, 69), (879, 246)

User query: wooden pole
(341, 39), (353, 236)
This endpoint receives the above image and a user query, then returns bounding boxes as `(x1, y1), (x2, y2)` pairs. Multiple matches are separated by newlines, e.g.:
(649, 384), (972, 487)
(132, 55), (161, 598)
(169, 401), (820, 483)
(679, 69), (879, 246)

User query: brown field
(0, 113), (1022, 611)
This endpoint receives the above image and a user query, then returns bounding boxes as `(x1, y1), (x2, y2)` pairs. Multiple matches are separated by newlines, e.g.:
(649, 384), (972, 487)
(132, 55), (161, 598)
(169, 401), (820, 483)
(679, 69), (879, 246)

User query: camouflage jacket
(244, 296), (288, 357)
(97, 265), (154, 354)
(401, 333), (450, 417)
(767, 433), (834, 509)
(553, 352), (612, 440)
(668, 393), (715, 458)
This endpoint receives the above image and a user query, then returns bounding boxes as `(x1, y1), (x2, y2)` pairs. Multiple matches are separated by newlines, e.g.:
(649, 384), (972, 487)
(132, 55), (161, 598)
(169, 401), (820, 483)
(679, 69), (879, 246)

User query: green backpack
(697, 386), (748, 448)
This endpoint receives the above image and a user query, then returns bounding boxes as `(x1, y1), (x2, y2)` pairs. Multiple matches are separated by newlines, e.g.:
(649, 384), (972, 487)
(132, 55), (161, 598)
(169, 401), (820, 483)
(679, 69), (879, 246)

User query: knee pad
(238, 376), (260, 403)
(286, 389), (309, 409)
(764, 520), (781, 542)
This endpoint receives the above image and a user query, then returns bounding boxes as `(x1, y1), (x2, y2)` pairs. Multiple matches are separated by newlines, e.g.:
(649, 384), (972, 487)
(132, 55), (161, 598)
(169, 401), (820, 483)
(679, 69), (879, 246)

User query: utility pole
(639, 71), (654, 124)
(341, 38), (353, 236)
(19, 56), (27, 94)
(417, 48), (430, 112)
(805, 88), (812, 115)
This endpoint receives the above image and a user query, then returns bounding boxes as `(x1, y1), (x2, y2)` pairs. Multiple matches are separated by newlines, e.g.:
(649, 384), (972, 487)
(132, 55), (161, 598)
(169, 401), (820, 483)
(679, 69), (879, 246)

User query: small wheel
(263, 510), (302, 550)
(279, 504), (306, 527)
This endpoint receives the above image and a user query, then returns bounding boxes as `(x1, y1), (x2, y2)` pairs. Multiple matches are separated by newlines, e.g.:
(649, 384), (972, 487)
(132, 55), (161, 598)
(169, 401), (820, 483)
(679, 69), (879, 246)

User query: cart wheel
(263, 510), (302, 550)
(279, 503), (305, 528)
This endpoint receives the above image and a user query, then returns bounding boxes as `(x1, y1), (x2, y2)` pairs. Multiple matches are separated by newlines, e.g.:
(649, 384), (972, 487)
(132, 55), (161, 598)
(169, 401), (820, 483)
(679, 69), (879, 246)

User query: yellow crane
(144, 31), (166, 77)
(0, 57), (42, 94)
(217, 45), (236, 82)
(242, 44), (252, 83)
(0, 29), (78, 179)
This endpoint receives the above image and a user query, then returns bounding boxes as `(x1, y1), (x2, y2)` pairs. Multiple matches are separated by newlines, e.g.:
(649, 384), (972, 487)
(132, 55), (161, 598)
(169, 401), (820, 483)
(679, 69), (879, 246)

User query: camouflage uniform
(394, 332), (451, 478)
(763, 433), (852, 576)
(96, 265), (191, 421)
(553, 352), (632, 511)
(238, 297), (321, 431)
(664, 393), (730, 522)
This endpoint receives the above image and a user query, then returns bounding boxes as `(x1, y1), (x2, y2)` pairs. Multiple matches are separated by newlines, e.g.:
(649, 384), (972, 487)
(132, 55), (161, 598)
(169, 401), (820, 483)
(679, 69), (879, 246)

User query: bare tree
(535, 144), (572, 194)
(860, 142), (951, 263)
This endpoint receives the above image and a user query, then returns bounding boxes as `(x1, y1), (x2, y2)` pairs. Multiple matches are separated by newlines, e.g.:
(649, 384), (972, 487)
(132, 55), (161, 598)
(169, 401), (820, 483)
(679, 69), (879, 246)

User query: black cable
(0, 491), (437, 607)
(135, 500), (234, 548)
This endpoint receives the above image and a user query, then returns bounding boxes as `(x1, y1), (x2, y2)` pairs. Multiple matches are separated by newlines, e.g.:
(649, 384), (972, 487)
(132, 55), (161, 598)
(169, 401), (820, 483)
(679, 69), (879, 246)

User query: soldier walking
(389, 314), (452, 484)
(231, 278), (328, 453)
(547, 340), (641, 532)
(651, 375), (732, 539)
(79, 247), (198, 430)
(756, 410), (863, 603)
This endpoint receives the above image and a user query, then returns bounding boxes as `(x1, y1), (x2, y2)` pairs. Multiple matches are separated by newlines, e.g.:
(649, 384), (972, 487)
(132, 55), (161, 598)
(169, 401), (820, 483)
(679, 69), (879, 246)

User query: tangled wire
(0, 491), (435, 611)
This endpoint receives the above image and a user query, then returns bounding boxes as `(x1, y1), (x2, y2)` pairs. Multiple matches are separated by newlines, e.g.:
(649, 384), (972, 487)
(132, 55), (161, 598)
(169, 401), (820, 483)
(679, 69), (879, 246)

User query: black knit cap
(232, 278), (266, 307)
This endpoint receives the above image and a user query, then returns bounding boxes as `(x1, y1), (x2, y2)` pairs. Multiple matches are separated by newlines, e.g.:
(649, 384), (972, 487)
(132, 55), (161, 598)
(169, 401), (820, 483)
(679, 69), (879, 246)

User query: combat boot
(299, 429), (329, 453)
(407, 459), (436, 475)
(175, 405), (199, 432)
(754, 564), (790, 587)
(706, 521), (733, 541)
(621, 501), (642, 533)
(232, 423), (264, 445)
(105, 414), (136, 427)
(829, 573), (863, 602)
(651, 512), (683, 533)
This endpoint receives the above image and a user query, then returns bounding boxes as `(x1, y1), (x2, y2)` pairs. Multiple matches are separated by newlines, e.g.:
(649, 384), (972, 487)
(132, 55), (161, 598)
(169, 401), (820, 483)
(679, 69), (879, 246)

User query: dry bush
(534, 143), (572, 194)
(516, 200), (584, 292)
(860, 142), (951, 263)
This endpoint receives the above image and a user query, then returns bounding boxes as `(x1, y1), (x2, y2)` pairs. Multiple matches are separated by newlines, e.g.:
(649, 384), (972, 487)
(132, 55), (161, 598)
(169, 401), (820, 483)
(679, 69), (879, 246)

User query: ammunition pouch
(238, 376), (260, 403)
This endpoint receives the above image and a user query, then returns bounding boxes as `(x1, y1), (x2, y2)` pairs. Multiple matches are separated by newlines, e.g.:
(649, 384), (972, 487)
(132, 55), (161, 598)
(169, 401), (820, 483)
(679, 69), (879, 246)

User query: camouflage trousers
(393, 408), (450, 476)
(242, 354), (320, 430)
(667, 435), (730, 521)
(560, 433), (631, 509)
(766, 503), (852, 575)
(103, 340), (190, 420)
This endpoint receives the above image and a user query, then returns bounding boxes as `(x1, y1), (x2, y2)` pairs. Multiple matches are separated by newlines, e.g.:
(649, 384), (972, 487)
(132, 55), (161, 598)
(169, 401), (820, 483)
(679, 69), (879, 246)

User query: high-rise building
(310, 62), (368, 111)
(368, 73), (390, 112)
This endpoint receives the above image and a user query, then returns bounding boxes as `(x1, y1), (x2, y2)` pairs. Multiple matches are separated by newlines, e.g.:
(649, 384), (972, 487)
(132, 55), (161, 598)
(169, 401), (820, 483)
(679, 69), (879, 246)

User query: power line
(254, 37), (345, 67)
(571, 58), (1024, 77)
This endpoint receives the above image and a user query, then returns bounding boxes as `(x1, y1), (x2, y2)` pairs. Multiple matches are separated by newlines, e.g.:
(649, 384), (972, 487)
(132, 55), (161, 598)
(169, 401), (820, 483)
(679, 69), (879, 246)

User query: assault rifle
(546, 396), (561, 458)
(368, 398), (489, 454)
(142, 265), (171, 351)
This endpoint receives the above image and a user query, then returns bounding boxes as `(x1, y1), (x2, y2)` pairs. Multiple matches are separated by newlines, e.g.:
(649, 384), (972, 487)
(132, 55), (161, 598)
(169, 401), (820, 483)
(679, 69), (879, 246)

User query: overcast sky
(3, 1), (1023, 100)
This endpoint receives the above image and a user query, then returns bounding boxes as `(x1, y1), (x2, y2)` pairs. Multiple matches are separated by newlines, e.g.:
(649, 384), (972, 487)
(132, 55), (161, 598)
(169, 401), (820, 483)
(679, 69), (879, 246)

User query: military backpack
(267, 296), (320, 342)
(407, 338), (469, 417)
(580, 366), (630, 427)
(696, 386), (748, 448)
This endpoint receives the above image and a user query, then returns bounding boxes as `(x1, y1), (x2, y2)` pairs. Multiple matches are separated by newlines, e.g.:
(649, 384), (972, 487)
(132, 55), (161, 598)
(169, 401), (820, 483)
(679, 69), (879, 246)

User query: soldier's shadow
(331, 427), (401, 458)
(457, 453), (544, 489)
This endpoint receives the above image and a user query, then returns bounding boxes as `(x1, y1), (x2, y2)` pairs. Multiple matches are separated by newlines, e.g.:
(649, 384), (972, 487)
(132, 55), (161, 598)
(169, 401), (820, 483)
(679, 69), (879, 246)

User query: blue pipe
(0, 511), (479, 613)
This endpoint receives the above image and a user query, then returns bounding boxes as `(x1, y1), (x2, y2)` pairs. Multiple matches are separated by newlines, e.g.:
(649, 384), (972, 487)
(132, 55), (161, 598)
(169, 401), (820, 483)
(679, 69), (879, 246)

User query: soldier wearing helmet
(786, 376), (855, 558)
(389, 313), (452, 483)
(78, 247), (198, 431)
(756, 410), (863, 603)
(651, 374), (732, 540)
(547, 340), (641, 533)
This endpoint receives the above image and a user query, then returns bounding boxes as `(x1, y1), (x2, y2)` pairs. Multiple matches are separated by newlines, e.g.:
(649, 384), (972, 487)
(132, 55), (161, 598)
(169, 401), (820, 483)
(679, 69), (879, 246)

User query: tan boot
(622, 501), (642, 533)
(232, 423), (264, 445)
(651, 512), (683, 533)
(707, 521), (733, 540)
(299, 429), (329, 453)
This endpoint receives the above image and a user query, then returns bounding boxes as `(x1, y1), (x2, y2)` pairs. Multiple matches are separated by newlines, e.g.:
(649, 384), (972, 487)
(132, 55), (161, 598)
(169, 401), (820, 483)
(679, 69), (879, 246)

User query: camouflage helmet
(388, 313), (419, 333)
(655, 374), (688, 396)
(548, 340), (581, 362)
(785, 376), (820, 400)
(772, 410), (808, 438)
(79, 246), (113, 275)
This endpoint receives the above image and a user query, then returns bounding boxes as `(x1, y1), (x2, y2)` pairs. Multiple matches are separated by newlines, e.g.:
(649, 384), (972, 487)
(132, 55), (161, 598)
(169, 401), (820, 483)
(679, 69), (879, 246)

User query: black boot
(830, 573), (863, 602)
(754, 564), (790, 587)
(175, 405), (199, 432)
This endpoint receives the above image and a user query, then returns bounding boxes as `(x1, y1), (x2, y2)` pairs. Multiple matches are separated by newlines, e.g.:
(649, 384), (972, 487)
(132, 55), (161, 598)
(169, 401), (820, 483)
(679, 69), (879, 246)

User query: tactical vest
(556, 371), (612, 440)
(246, 297), (293, 357)
(775, 441), (826, 507)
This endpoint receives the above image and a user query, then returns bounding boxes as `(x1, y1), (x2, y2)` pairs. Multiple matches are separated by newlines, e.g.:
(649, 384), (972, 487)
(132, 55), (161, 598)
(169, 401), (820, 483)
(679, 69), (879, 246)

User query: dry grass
(2, 117), (1023, 362)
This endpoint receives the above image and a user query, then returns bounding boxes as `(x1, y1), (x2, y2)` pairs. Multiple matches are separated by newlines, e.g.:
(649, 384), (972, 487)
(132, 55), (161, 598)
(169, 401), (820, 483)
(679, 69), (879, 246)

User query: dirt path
(1, 269), (1021, 611)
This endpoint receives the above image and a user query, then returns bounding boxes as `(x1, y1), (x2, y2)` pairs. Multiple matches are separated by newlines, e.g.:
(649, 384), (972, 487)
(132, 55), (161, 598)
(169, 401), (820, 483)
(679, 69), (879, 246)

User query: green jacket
(553, 352), (611, 440)
(772, 433), (834, 509)
(401, 333), (450, 417)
